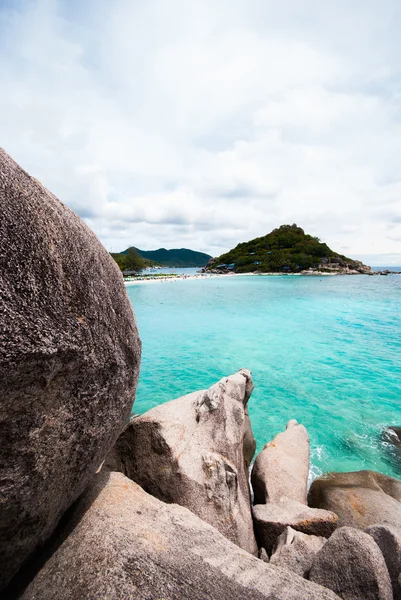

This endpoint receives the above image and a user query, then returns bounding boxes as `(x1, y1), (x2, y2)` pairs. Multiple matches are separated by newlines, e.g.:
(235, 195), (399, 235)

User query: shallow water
(126, 273), (401, 480)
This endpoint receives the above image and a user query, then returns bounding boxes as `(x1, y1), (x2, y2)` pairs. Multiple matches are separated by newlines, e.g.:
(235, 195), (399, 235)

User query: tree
(124, 247), (146, 272)
(110, 248), (146, 273)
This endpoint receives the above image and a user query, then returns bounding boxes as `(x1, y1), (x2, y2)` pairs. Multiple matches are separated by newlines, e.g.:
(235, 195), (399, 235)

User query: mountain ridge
(125, 247), (212, 268)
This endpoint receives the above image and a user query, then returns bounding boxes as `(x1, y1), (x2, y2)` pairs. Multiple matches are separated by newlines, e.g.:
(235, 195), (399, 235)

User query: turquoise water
(126, 274), (401, 480)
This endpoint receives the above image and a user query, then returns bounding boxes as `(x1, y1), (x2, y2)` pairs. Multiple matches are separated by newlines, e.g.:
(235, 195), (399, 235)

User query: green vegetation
(207, 224), (365, 273)
(110, 247), (150, 272)
(110, 246), (212, 271)
(133, 247), (212, 268)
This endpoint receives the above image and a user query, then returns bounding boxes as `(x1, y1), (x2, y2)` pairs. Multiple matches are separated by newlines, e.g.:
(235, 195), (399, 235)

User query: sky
(0, 0), (401, 265)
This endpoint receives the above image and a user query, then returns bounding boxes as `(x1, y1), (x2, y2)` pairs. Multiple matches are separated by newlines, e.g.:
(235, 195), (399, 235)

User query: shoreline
(123, 270), (400, 285)
(124, 273), (227, 285)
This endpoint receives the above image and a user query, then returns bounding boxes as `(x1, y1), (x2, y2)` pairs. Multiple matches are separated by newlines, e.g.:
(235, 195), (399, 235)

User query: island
(203, 224), (372, 275)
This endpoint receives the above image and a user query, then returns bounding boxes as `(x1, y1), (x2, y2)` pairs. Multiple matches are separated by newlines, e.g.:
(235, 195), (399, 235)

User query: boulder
(0, 148), (141, 590)
(253, 498), (337, 554)
(251, 420), (310, 505)
(269, 527), (326, 577)
(308, 470), (401, 529)
(20, 472), (341, 600)
(106, 370), (258, 554)
(309, 526), (393, 600)
(366, 524), (401, 600)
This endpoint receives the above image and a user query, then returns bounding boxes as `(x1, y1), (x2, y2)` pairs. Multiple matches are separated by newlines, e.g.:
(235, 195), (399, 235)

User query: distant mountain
(205, 224), (371, 274)
(125, 247), (212, 268)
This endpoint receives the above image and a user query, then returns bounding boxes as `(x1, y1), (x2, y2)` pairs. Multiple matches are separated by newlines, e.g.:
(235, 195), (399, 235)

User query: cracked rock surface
(105, 370), (258, 554)
(21, 472), (341, 600)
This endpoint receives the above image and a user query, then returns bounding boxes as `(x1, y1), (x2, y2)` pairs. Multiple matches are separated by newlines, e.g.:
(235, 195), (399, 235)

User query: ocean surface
(126, 272), (401, 480)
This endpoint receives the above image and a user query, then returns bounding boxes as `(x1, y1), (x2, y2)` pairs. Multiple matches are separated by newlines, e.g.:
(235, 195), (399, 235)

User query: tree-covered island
(204, 224), (371, 274)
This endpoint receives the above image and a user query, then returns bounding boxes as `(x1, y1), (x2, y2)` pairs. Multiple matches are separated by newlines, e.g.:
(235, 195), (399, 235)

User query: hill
(205, 224), (371, 274)
(129, 247), (212, 268)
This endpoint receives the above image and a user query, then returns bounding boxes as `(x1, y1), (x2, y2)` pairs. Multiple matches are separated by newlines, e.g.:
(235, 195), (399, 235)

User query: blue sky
(1, 0), (401, 264)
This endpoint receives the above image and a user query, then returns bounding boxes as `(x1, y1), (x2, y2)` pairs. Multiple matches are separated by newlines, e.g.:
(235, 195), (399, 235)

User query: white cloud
(0, 0), (401, 263)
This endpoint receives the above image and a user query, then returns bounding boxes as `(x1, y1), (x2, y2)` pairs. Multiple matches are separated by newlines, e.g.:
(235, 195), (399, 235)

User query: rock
(366, 524), (401, 600)
(381, 427), (401, 471)
(253, 498), (338, 554)
(309, 526), (393, 600)
(106, 370), (258, 555)
(251, 420), (310, 505)
(0, 148), (141, 590)
(269, 527), (326, 577)
(382, 426), (401, 447)
(20, 472), (341, 600)
(308, 470), (401, 529)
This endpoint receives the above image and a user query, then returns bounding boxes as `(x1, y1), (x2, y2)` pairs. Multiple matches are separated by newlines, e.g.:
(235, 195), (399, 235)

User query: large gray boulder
(269, 527), (327, 577)
(251, 420), (310, 505)
(0, 148), (141, 590)
(21, 472), (341, 600)
(106, 370), (258, 554)
(308, 470), (401, 529)
(309, 526), (393, 600)
(253, 498), (338, 554)
(366, 524), (401, 600)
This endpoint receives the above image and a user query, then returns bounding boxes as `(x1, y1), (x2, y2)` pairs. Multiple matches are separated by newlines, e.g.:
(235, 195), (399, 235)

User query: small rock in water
(380, 427), (401, 474)
(382, 426), (401, 447)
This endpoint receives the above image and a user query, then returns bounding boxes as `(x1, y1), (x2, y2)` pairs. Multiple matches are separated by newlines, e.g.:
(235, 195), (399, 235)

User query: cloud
(0, 0), (401, 263)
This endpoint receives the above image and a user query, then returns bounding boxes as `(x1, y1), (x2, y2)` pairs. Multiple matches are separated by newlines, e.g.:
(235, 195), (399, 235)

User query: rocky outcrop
(309, 527), (393, 600)
(308, 470), (401, 529)
(253, 498), (337, 554)
(250, 420), (327, 555)
(366, 524), (401, 600)
(0, 148), (141, 590)
(269, 527), (326, 577)
(21, 472), (340, 600)
(106, 370), (257, 554)
(251, 420), (310, 505)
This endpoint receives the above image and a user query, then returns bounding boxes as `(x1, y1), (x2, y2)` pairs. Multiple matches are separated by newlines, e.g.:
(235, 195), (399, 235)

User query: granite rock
(269, 527), (326, 577)
(308, 470), (401, 529)
(253, 498), (338, 554)
(309, 526), (393, 600)
(106, 370), (258, 554)
(251, 420), (310, 505)
(21, 472), (341, 600)
(366, 523), (401, 600)
(0, 148), (141, 590)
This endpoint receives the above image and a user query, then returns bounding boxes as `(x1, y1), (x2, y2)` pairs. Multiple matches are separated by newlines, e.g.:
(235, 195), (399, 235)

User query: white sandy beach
(123, 271), (351, 286)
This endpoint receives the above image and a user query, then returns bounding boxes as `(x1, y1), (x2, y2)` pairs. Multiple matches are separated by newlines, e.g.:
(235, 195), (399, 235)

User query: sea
(125, 269), (401, 481)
